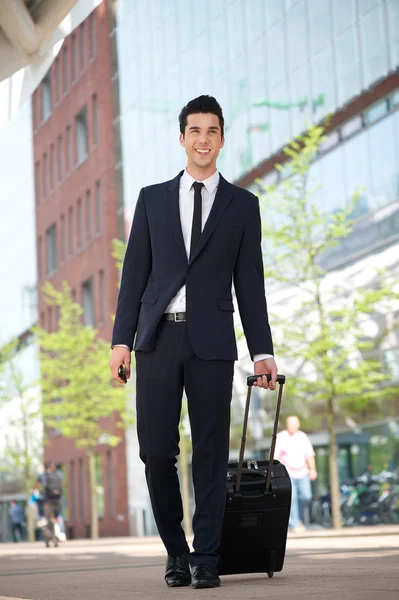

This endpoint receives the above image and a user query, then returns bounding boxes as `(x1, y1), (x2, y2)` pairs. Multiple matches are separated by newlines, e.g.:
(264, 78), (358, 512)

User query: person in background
(275, 415), (317, 533)
(9, 500), (24, 542)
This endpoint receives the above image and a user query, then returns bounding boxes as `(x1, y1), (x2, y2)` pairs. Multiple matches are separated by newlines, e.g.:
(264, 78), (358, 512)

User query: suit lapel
(166, 171), (187, 262)
(189, 174), (234, 265)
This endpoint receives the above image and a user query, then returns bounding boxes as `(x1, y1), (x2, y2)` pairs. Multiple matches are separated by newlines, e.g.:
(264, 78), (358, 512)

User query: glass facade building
(116, 0), (399, 217)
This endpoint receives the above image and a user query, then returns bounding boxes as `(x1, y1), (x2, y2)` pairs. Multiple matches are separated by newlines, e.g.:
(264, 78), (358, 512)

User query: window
(47, 306), (53, 332)
(95, 180), (102, 234)
(77, 198), (83, 249)
(41, 72), (52, 121)
(82, 278), (95, 326)
(46, 223), (58, 275)
(57, 135), (64, 182)
(89, 12), (96, 60)
(107, 451), (114, 517)
(80, 23), (86, 72)
(70, 461), (77, 523)
(66, 126), (72, 174)
(50, 144), (55, 191)
(35, 161), (40, 202)
(364, 99), (389, 125)
(60, 214), (66, 262)
(72, 33), (78, 82)
(99, 270), (105, 324)
(38, 236), (43, 281)
(42, 153), (48, 199)
(78, 458), (85, 522)
(55, 57), (61, 104)
(86, 190), (93, 241)
(63, 46), (69, 93)
(92, 94), (98, 145)
(55, 305), (60, 330)
(68, 207), (74, 255)
(95, 454), (104, 519)
(40, 312), (45, 329)
(75, 106), (88, 163)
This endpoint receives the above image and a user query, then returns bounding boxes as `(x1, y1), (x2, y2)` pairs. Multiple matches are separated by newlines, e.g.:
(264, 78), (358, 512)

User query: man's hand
(309, 468), (318, 481)
(253, 357), (278, 390)
(109, 346), (131, 384)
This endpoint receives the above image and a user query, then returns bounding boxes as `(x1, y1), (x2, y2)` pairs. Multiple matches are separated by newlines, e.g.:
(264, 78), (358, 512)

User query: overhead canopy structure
(0, 0), (102, 127)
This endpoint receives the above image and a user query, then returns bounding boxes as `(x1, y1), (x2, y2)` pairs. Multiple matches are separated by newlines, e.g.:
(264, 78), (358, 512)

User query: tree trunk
(327, 395), (342, 529)
(88, 450), (99, 539)
(179, 434), (192, 537)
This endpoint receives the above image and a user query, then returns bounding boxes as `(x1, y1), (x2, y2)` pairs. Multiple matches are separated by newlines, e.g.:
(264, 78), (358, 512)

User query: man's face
(180, 113), (224, 173)
(286, 416), (300, 435)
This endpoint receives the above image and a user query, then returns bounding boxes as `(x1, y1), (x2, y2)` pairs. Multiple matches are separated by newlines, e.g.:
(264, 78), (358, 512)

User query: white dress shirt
(115, 169), (273, 362)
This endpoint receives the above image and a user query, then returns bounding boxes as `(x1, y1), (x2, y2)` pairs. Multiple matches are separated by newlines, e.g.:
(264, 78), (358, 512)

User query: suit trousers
(135, 320), (234, 567)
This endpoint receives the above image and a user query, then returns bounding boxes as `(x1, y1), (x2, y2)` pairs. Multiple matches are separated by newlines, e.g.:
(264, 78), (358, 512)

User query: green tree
(258, 125), (399, 528)
(34, 282), (128, 539)
(0, 340), (42, 541)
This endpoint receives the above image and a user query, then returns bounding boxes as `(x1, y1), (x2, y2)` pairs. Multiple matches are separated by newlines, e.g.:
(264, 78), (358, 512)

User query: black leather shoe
(191, 565), (220, 589)
(165, 552), (191, 587)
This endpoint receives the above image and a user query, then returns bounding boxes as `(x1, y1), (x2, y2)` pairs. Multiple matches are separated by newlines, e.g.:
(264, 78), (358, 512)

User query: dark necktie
(190, 181), (204, 259)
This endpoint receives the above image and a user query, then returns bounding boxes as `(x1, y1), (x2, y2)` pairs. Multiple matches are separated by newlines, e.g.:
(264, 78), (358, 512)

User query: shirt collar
(181, 169), (220, 195)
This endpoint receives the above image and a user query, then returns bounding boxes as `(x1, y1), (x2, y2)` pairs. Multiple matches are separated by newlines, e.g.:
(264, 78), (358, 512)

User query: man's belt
(163, 312), (187, 322)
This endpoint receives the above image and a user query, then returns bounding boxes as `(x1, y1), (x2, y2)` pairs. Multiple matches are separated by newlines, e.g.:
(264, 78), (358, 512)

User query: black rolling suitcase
(218, 373), (291, 578)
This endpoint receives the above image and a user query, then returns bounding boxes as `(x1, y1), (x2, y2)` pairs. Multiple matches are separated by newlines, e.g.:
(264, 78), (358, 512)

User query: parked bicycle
(311, 469), (399, 527)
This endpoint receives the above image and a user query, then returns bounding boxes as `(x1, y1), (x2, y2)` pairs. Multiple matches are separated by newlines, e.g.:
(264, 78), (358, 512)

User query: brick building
(32, 2), (128, 538)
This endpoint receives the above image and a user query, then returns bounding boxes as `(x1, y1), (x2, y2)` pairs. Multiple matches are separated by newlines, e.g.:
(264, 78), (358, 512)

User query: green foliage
(34, 281), (128, 451)
(258, 125), (399, 423)
(112, 238), (127, 273)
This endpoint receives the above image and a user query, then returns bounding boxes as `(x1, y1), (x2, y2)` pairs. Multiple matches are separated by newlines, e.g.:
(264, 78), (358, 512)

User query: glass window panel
(360, 5), (388, 88)
(309, 0), (332, 54)
(367, 115), (398, 210)
(68, 207), (74, 255)
(42, 153), (47, 199)
(333, 0), (356, 35)
(341, 115), (363, 139)
(386, 0), (399, 71)
(342, 130), (370, 217)
(95, 454), (104, 519)
(57, 135), (63, 182)
(82, 278), (95, 327)
(289, 63), (311, 140)
(89, 12), (96, 60)
(86, 190), (93, 242)
(359, 0), (378, 13)
(72, 33), (78, 82)
(269, 80), (291, 153)
(55, 57), (61, 103)
(80, 23), (86, 72)
(77, 198), (83, 249)
(226, 0), (245, 60)
(287, 0), (307, 71)
(63, 46), (69, 94)
(266, 19), (286, 89)
(60, 214), (66, 263)
(364, 99), (388, 125)
(99, 270), (105, 324)
(319, 145), (346, 213)
(46, 223), (58, 275)
(311, 43), (336, 120)
(50, 144), (55, 190)
(335, 27), (361, 107)
(95, 180), (102, 235)
(265, 0), (284, 29)
(244, 0), (264, 43)
(41, 73), (52, 121)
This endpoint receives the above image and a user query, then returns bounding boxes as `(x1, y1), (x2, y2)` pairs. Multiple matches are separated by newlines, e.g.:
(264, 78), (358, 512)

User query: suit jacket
(112, 171), (273, 361)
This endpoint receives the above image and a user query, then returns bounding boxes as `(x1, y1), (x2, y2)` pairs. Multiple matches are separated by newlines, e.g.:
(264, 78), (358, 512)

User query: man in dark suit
(109, 95), (277, 589)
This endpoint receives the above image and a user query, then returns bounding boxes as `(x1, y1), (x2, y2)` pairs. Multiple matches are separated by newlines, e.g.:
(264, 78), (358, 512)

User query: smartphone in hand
(118, 364), (127, 383)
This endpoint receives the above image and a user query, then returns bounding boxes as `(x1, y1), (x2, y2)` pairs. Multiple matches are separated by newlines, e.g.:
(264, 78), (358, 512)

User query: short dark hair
(179, 95), (224, 137)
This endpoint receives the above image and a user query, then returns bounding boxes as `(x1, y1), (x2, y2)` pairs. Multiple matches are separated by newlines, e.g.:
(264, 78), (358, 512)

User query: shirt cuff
(253, 353), (274, 363)
(112, 344), (131, 350)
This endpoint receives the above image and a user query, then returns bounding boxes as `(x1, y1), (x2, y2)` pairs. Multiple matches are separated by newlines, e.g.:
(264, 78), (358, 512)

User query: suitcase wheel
(267, 571), (274, 578)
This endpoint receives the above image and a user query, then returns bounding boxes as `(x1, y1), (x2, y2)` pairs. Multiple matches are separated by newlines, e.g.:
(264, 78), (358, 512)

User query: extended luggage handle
(235, 373), (286, 494)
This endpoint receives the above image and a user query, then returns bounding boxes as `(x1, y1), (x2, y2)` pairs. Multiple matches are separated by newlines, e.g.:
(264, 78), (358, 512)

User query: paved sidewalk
(0, 527), (398, 600)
